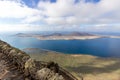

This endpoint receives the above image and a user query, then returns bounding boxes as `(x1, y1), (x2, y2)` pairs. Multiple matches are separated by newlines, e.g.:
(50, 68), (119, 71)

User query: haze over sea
(1, 31), (120, 57)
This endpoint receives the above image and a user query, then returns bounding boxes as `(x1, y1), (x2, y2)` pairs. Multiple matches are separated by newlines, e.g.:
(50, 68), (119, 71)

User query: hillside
(0, 40), (78, 80)
(24, 48), (120, 80)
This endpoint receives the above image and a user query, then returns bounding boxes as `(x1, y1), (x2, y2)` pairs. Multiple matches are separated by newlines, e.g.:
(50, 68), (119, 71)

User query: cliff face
(0, 40), (78, 80)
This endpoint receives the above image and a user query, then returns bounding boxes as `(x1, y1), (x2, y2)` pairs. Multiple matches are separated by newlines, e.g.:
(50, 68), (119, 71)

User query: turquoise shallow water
(0, 34), (120, 57)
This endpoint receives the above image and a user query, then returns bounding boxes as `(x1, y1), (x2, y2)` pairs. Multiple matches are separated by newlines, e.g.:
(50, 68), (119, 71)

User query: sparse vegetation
(26, 48), (120, 80)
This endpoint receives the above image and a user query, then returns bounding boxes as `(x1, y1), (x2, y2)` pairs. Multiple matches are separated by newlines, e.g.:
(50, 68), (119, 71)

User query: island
(15, 32), (102, 40)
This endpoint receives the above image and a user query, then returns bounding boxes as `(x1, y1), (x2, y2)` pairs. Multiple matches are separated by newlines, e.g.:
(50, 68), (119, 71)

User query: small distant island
(15, 32), (103, 40)
(15, 32), (120, 40)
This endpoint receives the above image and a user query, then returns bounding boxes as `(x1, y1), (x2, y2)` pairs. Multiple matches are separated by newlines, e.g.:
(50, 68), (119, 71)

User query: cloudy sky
(0, 0), (120, 32)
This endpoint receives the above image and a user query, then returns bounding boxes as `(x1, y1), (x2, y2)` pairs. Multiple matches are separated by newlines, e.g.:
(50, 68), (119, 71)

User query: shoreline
(36, 36), (102, 40)
(17, 35), (103, 40)
(16, 34), (120, 40)
(27, 48), (120, 80)
(23, 48), (120, 58)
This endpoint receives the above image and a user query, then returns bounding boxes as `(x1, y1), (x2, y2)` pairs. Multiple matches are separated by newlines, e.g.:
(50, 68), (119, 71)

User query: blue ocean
(0, 32), (120, 57)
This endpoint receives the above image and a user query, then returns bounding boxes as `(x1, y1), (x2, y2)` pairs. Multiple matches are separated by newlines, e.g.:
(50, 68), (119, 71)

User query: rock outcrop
(0, 40), (78, 80)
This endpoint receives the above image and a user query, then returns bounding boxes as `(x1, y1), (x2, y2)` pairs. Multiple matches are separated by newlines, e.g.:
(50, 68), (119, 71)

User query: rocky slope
(0, 40), (78, 80)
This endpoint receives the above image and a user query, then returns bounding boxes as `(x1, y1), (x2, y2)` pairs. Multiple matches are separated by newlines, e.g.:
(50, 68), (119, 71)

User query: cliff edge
(0, 40), (78, 80)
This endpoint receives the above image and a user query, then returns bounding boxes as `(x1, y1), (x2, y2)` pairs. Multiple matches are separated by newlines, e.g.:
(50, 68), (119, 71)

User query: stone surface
(0, 40), (78, 80)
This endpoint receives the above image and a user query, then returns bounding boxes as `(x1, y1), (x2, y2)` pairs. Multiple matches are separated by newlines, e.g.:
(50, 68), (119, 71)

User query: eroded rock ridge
(0, 40), (78, 80)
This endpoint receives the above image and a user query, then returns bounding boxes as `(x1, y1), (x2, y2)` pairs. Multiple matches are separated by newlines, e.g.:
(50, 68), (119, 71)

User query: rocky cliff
(0, 40), (78, 80)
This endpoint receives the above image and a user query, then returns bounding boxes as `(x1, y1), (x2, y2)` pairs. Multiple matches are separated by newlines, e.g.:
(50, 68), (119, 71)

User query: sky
(0, 0), (120, 32)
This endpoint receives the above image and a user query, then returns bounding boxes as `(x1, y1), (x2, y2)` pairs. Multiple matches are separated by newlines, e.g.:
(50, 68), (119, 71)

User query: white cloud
(0, 0), (40, 18)
(23, 15), (43, 23)
(37, 0), (120, 25)
(0, 24), (44, 32)
(0, 0), (120, 31)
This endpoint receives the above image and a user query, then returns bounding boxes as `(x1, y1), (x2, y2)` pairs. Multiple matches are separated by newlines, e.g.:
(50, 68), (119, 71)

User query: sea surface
(0, 32), (120, 57)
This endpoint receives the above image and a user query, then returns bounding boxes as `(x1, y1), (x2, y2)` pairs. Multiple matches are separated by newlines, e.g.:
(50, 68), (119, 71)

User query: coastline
(35, 36), (102, 40)
(23, 48), (109, 58)
(107, 36), (120, 38)
(16, 34), (120, 40)
(15, 32), (103, 40)
(26, 48), (120, 80)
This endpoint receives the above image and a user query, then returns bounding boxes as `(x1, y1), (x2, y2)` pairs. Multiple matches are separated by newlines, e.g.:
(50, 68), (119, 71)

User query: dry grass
(26, 49), (120, 80)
